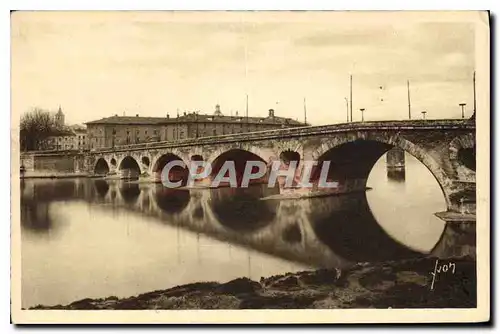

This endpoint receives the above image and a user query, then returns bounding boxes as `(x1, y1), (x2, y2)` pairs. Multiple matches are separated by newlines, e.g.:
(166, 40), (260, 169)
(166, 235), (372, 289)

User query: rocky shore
(30, 256), (476, 310)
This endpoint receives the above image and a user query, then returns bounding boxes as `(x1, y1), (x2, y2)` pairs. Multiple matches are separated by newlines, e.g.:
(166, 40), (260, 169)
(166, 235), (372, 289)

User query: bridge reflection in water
(21, 175), (461, 271)
(23, 148), (478, 308)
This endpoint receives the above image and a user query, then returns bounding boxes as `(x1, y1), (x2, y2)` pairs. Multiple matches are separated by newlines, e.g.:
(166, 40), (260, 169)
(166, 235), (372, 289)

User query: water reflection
(21, 201), (54, 233)
(307, 193), (420, 261)
(154, 186), (190, 215)
(208, 186), (279, 232)
(281, 223), (302, 244)
(20, 177), (442, 264)
(20, 155), (455, 307)
(119, 183), (141, 205)
(93, 180), (109, 198)
(20, 180), (66, 234)
(387, 169), (406, 182)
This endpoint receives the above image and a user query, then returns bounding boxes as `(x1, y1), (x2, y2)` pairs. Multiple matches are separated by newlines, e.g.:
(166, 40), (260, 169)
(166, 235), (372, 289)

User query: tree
(20, 108), (59, 151)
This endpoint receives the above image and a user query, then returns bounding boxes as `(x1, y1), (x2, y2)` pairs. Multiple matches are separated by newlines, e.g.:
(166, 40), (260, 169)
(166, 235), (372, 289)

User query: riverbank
(21, 171), (88, 179)
(29, 256), (476, 310)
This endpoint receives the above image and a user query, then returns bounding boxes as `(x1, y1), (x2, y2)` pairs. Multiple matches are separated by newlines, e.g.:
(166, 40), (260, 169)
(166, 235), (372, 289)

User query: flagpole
(303, 97), (307, 125)
(349, 75), (353, 122)
(473, 71), (476, 114)
(246, 94), (249, 120)
(407, 80), (412, 120)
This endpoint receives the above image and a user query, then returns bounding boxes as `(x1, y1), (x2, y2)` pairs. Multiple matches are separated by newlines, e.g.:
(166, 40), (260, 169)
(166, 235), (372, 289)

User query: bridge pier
(386, 148), (405, 181)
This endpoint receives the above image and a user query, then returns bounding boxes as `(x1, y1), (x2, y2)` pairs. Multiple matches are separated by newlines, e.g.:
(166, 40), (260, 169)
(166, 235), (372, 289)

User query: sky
(11, 11), (479, 126)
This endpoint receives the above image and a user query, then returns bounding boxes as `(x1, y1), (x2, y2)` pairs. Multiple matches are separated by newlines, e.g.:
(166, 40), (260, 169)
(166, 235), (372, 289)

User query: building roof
(69, 124), (87, 133)
(178, 113), (304, 126)
(85, 115), (169, 125)
(85, 112), (305, 126)
(50, 128), (76, 137)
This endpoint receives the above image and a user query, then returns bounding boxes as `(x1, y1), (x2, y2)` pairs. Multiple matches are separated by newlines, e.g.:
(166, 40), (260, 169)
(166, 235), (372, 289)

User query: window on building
(213, 129), (216, 135)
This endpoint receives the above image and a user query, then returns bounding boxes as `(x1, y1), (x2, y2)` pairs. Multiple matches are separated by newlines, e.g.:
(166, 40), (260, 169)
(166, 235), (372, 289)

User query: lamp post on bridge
(360, 108), (365, 122)
(421, 110), (427, 120)
(344, 97), (349, 122)
(459, 103), (467, 119)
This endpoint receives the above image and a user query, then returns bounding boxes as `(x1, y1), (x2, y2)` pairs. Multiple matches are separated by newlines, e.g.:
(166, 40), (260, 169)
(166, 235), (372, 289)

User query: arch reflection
(153, 186), (190, 215)
(93, 180), (109, 198)
(307, 192), (421, 262)
(119, 183), (141, 205)
(209, 185), (279, 232)
(282, 223), (302, 244)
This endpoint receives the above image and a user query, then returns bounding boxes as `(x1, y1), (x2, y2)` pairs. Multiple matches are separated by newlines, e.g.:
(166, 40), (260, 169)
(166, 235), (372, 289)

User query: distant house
(38, 128), (78, 151)
(71, 125), (88, 151)
(85, 105), (305, 150)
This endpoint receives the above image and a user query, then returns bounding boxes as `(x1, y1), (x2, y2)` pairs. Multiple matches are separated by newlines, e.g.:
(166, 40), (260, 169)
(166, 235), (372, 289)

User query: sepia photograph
(10, 10), (490, 324)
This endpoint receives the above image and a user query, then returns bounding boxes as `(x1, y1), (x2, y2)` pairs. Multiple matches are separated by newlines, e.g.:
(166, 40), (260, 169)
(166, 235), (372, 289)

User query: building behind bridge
(36, 107), (88, 151)
(85, 105), (306, 150)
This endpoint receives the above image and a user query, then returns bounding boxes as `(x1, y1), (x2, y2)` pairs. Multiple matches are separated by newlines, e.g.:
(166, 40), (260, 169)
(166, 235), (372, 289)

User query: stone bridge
(86, 119), (476, 220)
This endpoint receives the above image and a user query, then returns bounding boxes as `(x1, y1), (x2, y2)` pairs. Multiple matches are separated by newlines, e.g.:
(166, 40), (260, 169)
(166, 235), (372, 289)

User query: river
(20, 152), (447, 308)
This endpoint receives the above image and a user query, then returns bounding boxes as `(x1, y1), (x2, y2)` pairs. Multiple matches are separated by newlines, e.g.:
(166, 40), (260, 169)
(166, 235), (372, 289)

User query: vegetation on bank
(29, 256), (476, 310)
(20, 108), (67, 151)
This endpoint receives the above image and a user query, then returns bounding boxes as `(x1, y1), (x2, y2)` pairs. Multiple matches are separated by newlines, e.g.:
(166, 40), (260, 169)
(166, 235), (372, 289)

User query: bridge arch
(118, 156), (141, 180)
(449, 133), (476, 181)
(191, 154), (204, 162)
(209, 148), (269, 187)
(94, 158), (110, 175)
(151, 152), (189, 185)
(311, 133), (453, 208)
(206, 144), (273, 167)
(280, 149), (301, 165)
(141, 156), (150, 168)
